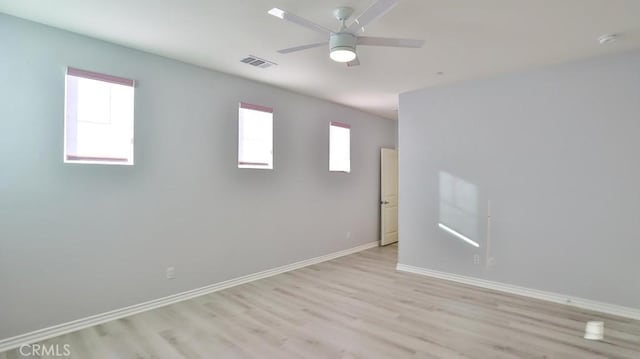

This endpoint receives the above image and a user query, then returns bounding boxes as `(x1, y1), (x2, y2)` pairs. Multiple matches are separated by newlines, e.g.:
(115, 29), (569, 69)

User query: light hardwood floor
(2, 245), (639, 358)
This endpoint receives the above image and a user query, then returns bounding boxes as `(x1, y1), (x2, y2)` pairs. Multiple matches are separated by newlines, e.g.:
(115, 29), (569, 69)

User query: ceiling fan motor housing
(330, 32), (357, 53)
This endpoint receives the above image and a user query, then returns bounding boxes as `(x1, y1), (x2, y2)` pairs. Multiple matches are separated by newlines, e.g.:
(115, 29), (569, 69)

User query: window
(64, 67), (135, 165)
(329, 121), (350, 173)
(238, 102), (273, 169)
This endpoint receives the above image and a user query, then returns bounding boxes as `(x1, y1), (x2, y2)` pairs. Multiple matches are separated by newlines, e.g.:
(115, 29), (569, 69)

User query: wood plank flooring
(2, 245), (639, 358)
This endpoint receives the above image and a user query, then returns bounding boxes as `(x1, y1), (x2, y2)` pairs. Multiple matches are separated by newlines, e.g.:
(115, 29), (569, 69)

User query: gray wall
(398, 50), (640, 308)
(0, 14), (396, 340)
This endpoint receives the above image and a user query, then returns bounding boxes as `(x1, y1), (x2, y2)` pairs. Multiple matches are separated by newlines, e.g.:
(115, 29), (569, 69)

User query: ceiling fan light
(267, 8), (285, 19)
(330, 48), (357, 62)
(329, 32), (357, 63)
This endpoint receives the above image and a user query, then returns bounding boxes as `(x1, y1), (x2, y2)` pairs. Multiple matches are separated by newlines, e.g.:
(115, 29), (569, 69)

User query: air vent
(240, 55), (277, 69)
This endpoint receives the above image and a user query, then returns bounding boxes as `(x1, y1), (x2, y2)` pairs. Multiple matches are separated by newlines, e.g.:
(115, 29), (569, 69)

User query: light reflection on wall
(438, 171), (479, 248)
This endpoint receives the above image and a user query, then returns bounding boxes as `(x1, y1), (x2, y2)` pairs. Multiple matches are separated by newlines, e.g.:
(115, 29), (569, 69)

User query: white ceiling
(1, 0), (639, 120)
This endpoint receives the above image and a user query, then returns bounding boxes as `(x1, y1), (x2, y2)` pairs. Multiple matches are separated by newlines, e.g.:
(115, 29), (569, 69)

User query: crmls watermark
(19, 343), (71, 357)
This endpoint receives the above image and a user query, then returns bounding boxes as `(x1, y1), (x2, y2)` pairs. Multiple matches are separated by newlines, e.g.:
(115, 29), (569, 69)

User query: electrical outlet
(166, 266), (176, 280)
(473, 254), (480, 265)
(346, 231), (351, 239)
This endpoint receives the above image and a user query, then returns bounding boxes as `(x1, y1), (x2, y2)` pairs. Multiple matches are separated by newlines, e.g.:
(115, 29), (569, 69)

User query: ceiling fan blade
(357, 36), (424, 48)
(268, 8), (333, 36)
(346, 0), (398, 34)
(347, 57), (360, 67)
(277, 42), (328, 54)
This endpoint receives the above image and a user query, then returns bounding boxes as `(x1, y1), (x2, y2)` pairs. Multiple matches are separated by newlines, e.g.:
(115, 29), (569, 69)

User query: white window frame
(238, 102), (274, 170)
(329, 121), (351, 173)
(64, 67), (135, 165)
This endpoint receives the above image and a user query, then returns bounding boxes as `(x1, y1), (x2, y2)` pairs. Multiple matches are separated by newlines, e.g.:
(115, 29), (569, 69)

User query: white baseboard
(396, 263), (640, 320)
(0, 241), (379, 353)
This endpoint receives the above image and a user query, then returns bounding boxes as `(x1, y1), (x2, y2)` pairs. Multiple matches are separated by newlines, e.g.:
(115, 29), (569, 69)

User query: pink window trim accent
(330, 121), (351, 129)
(67, 67), (135, 87)
(238, 161), (270, 166)
(240, 102), (273, 113)
(66, 155), (129, 162)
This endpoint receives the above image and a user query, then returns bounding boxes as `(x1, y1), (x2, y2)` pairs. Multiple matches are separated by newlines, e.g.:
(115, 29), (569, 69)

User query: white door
(380, 148), (398, 246)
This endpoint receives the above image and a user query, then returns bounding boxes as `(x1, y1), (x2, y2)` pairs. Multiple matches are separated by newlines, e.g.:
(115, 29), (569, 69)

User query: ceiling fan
(268, 0), (424, 67)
